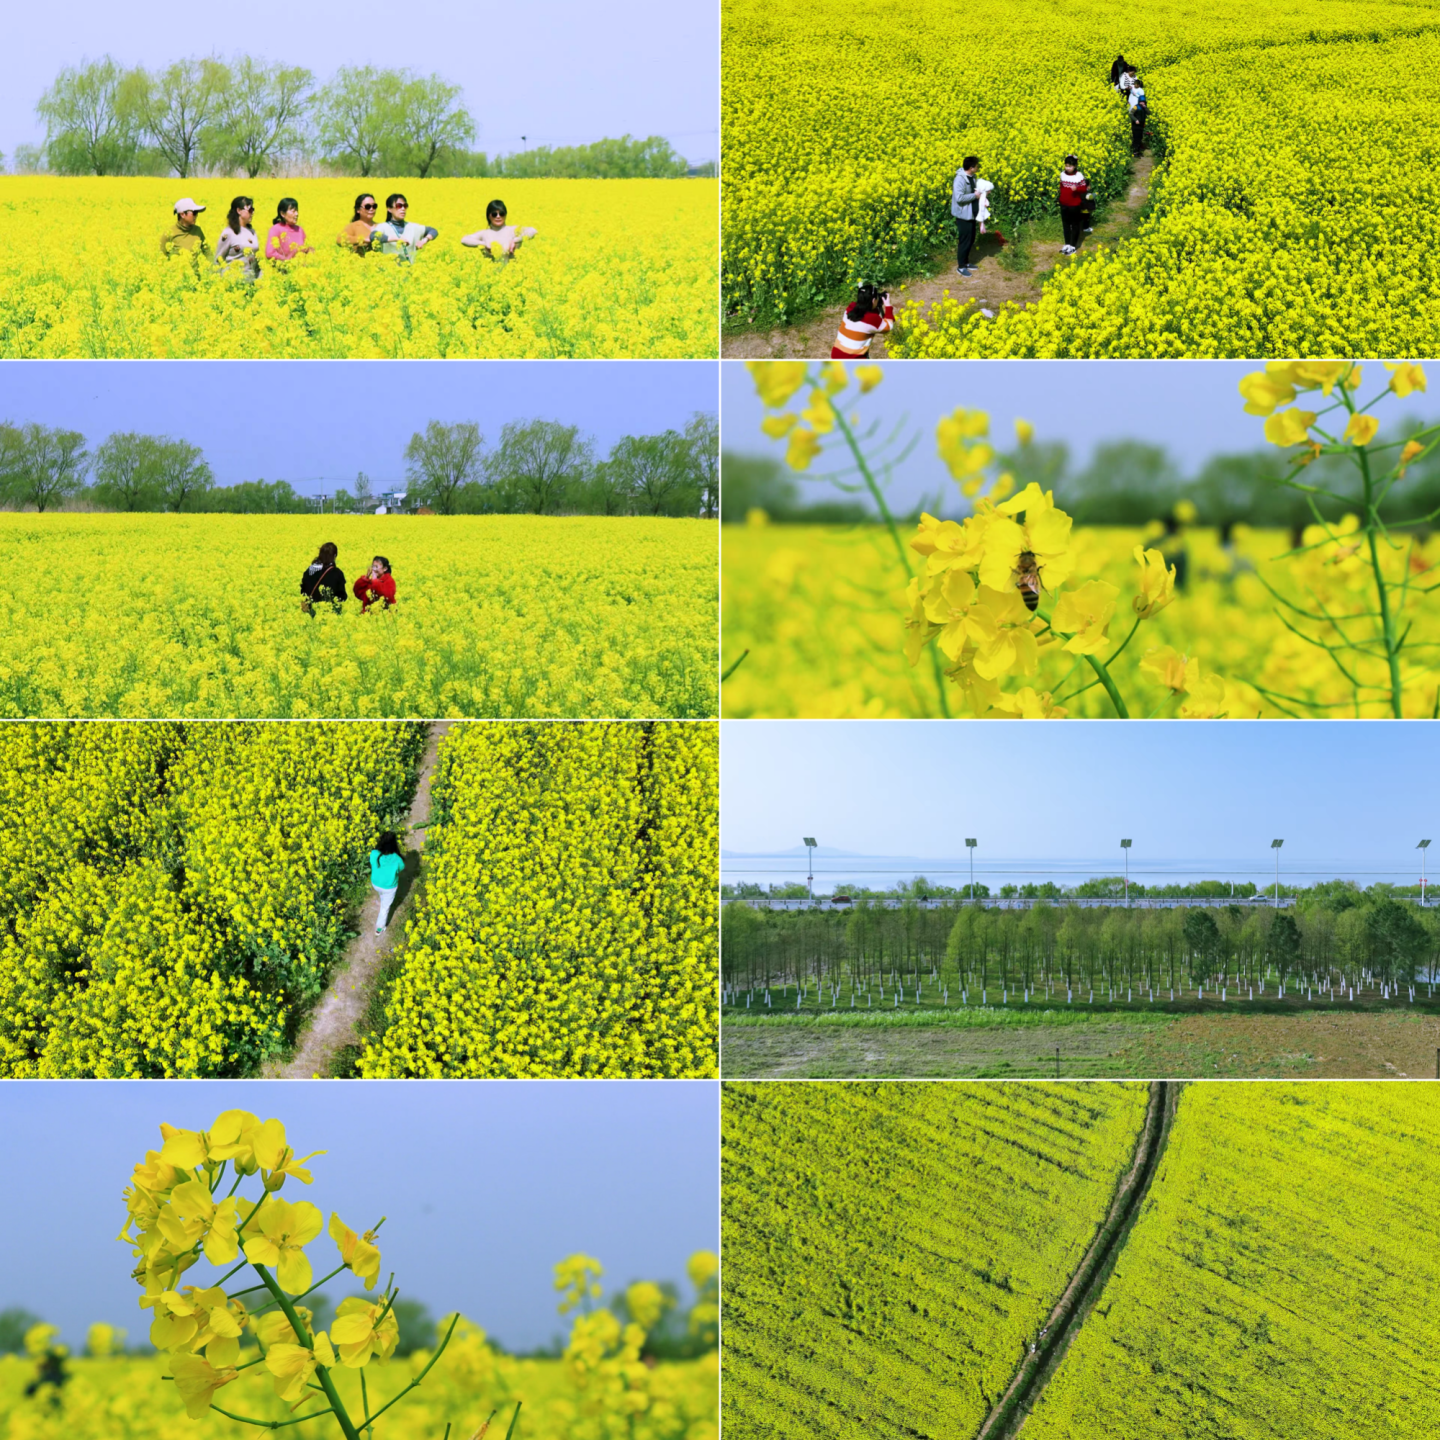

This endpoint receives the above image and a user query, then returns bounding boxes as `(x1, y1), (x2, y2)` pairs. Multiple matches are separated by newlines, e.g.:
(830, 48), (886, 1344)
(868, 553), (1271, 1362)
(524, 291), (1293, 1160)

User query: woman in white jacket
(371, 193), (439, 261)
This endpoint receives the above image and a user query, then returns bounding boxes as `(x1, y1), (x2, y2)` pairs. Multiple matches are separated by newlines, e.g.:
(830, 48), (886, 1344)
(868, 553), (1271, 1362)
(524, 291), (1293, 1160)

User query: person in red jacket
(354, 555), (397, 612)
(1058, 154), (1089, 255)
(832, 283), (894, 358)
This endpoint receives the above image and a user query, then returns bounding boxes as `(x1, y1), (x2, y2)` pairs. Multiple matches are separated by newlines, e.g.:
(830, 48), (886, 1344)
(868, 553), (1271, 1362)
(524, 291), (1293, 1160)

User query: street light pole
(1271, 839), (1284, 907)
(803, 837), (817, 902)
(1121, 839), (1132, 908)
(965, 838), (977, 901)
(1420, 839), (1432, 906)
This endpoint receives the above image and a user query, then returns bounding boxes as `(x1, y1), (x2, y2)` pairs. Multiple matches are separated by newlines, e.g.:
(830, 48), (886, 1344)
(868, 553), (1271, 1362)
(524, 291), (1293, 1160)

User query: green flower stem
(831, 403), (951, 718)
(504, 1400), (524, 1440)
(359, 1314), (460, 1430)
(253, 1263), (362, 1440)
(1082, 654), (1131, 718)
(1357, 446), (1403, 716)
(210, 1402), (335, 1430)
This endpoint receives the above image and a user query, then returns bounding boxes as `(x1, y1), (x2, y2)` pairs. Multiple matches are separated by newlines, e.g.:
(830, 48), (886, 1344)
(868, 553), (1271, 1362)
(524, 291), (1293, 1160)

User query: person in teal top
(369, 832), (405, 933)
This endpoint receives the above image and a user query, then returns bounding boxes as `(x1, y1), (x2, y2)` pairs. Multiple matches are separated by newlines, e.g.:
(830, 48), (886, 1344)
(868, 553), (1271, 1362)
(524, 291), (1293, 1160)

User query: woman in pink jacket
(265, 197), (312, 261)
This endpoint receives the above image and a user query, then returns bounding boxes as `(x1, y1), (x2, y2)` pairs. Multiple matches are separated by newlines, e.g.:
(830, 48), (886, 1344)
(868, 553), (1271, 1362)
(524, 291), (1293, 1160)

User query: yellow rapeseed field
(723, 0), (1440, 355)
(722, 521), (1440, 718)
(360, 721), (718, 1078)
(0, 178), (717, 358)
(0, 514), (717, 719)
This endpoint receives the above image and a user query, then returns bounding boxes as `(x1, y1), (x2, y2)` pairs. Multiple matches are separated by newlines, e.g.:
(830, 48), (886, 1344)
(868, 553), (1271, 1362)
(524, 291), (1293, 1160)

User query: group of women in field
(299, 542), (398, 615)
(161, 194), (538, 277)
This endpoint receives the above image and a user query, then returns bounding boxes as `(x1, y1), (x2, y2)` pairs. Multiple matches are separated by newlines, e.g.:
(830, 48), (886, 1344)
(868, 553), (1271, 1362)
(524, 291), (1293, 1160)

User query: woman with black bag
(300, 542), (348, 615)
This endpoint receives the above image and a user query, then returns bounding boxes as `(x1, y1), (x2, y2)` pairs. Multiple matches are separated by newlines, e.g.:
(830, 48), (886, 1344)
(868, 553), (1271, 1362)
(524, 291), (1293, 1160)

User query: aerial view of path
(722, 155), (1154, 360)
(265, 721), (451, 1079)
(977, 1080), (1177, 1439)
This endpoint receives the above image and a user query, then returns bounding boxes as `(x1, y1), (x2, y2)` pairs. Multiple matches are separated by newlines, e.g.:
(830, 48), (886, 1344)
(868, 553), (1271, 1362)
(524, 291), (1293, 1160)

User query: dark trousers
(1131, 114), (1146, 155)
(1061, 207), (1084, 248)
(955, 217), (977, 269)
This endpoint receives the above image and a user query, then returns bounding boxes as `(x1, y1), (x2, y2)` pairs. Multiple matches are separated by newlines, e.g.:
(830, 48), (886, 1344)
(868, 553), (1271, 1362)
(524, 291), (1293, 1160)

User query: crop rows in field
(720, 1081), (1149, 1439)
(359, 721), (719, 1078)
(720, 523), (1440, 718)
(0, 177), (718, 359)
(0, 514), (718, 720)
(1027, 1085), (1440, 1438)
(723, 0), (1440, 355)
(0, 722), (423, 1077)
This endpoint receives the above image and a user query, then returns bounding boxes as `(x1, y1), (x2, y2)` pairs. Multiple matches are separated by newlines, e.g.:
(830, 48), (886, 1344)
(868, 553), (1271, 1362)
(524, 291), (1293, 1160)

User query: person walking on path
(1110, 54), (1128, 88)
(1058, 155), (1089, 254)
(161, 198), (211, 258)
(369, 832), (405, 934)
(1128, 78), (1149, 156)
(831, 284), (894, 357)
(951, 156), (982, 276)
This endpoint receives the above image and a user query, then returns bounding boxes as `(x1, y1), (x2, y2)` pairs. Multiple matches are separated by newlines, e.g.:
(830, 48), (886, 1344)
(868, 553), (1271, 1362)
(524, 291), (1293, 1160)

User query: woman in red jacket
(1058, 155), (1089, 255)
(354, 556), (397, 612)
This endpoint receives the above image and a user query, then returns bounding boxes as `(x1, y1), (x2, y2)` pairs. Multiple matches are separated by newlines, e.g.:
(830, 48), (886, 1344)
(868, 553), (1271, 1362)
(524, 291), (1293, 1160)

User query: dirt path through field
(263, 721), (450, 1079)
(977, 1080), (1177, 1439)
(722, 154), (1155, 359)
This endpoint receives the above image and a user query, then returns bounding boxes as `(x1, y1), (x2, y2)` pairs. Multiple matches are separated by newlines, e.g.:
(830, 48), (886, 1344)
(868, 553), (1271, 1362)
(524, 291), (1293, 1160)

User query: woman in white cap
(161, 198), (210, 257)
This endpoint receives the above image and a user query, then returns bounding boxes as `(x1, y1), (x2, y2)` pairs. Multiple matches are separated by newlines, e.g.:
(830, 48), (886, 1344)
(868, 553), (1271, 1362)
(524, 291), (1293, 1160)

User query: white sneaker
(375, 925), (385, 935)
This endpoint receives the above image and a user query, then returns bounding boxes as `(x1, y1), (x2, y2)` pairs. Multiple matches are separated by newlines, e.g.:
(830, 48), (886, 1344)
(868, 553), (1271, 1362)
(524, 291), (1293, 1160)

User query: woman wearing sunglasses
(371, 193), (439, 262)
(337, 193), (379, 253)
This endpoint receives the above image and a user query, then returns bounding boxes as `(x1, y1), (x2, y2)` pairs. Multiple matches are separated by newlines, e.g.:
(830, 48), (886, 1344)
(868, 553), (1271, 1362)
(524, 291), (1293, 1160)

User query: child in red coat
(354, 556), (397, 612)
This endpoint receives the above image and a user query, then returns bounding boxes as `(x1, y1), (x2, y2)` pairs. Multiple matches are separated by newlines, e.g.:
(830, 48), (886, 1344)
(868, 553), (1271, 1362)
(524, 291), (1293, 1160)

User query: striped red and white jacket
(832, 304), (894, 358)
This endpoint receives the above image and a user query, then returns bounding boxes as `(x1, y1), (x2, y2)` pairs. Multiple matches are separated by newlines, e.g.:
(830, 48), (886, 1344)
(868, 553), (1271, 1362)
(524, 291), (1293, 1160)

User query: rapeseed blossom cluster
(359, 722), (718, 1078)
(0, 722), (423, 1076)
(116, 1109), (424, 1436)
(0, 515), (716, 720)
(0, 178), (716, 358)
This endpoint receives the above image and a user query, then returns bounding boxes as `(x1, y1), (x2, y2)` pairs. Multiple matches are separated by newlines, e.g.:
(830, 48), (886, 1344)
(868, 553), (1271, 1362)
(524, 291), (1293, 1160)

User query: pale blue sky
(0, 1081), (717, 1353)
(0, 361), (717, 494)
(5, 0), (717, 162)
(721, 721), (1439, 889)
(722, 361), (1440, 513)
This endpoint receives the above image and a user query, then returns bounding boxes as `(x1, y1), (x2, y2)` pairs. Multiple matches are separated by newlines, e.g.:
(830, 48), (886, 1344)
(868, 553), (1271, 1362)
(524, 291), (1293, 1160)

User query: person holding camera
(832, 283), (894, 358)
(1058, 154), (1090, 255)
(951, 156), (982, 276)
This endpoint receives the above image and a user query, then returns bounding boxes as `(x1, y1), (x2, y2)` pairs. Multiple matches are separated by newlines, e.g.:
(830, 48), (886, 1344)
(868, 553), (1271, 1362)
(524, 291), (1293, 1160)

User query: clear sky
(0, 1080), (717, 1353)
(722, 361), (1440, 513)
(0, 360), (717, 494)
(721, 720), (1439, 888)
(4, 0), (717, 163)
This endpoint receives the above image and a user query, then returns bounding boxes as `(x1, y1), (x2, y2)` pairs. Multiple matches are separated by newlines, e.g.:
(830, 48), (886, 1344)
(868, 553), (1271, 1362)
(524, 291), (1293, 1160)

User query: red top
(354, 573), (397, 611)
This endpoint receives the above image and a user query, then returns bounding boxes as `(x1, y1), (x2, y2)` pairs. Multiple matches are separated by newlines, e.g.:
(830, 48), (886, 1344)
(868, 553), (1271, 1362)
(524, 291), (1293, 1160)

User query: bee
(1013, 550), (1041, 611)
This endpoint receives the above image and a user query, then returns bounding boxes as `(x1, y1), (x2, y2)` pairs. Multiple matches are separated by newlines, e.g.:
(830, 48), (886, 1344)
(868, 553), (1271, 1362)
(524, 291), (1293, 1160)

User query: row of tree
(722, 416), (1440, 530)
(722, 893), (1440, 997)
(14, 56), (708, 179)
(0, 414), (718, 518)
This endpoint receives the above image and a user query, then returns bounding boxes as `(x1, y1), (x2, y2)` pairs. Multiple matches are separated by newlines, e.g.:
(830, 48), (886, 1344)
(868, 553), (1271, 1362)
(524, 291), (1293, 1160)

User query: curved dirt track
(722, 154), (1155, 360)
(263, 721), (451, 1079)
(976, 1080), (1179, 1440)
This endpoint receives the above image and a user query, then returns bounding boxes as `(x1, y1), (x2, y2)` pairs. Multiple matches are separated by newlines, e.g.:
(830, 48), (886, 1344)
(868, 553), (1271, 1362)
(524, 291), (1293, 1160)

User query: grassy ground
(722, 1005), (1440, 1079)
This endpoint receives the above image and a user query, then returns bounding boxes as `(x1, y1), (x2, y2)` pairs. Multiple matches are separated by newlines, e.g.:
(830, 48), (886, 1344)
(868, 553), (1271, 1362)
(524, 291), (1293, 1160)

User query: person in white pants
(370, 832), (405, 934)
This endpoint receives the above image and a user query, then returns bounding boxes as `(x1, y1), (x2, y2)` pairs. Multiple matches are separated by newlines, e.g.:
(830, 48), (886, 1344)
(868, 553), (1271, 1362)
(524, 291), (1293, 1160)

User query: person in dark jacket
(301, 542), (347, 614)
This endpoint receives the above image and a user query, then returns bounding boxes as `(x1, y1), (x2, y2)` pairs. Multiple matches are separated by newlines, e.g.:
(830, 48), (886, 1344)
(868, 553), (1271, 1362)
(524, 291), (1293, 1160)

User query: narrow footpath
(722, 154), (1154, 361)
(976, 1079), (1178, 1440)
(263, 720), (451, 1079)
